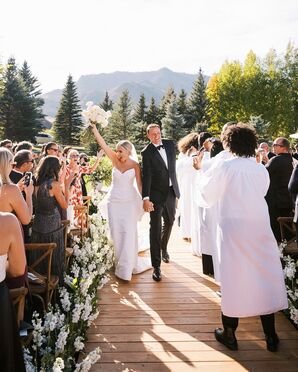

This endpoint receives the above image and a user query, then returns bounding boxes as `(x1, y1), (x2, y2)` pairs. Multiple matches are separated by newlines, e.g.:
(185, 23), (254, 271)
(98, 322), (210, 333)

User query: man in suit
(141, 124), (180, 281)
(265, 137), (293, 242)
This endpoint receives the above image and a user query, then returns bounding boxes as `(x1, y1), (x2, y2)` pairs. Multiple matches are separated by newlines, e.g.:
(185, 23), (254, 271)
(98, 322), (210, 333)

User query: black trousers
(268, 206), (293, 242)
(150, 187), (176, 268)
(222, 312), (276, 336)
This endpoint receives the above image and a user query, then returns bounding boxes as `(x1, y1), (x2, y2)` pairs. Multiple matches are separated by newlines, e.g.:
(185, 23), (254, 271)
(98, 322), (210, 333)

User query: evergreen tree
(188, 68), (207, 128)
(177, 88), (193, 132)
(131, 120), (148, 151)
(105, 90), (133, 144)
(100, 91), (113, 111)
(19, 61), (44, 138)
(159, 86), (176, 124)
(146, 97), (159, 124)
(0, 57), (31, 141)
(161, 97), (186, 142)
(133, 93), (147, 123)
(53, 75), (83, 145)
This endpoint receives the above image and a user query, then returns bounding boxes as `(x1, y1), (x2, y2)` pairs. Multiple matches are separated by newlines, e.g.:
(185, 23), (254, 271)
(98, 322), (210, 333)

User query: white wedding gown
(104, 168), (151, 281)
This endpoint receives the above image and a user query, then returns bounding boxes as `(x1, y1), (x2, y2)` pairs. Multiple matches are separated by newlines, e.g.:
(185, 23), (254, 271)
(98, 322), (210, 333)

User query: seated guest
(0, 139), (13, 152)
(0, 148), (33, 226)
(31, 156), (72, 282)
(0, 212), (26, 371)
(15, 141), (33, 154)
(10, 150), (34, 184)
(197, 123), (287, 352)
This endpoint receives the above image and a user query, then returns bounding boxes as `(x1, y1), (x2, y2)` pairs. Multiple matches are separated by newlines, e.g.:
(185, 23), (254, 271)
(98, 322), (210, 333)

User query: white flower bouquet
(82, 101), (111, 129)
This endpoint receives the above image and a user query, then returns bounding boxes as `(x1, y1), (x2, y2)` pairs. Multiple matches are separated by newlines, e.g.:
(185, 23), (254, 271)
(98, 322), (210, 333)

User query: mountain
(42, 68), (208, 117)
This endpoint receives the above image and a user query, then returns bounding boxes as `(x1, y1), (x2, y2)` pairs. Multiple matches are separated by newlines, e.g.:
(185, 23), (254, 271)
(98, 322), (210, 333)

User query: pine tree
(188, 68), (207, 128)
(53, 75), (83, 145)
(105, 90), (133, 144)
(177, 88), (193, 133)
(0, 57), (31, 141)
(19, 61), (44, 138)
(133, 93), (147, 123)
(100, 91), (113, 111)
(146, 97), (159, 124)
(161, 97), (186, 142)
(159, 86), (176, 124)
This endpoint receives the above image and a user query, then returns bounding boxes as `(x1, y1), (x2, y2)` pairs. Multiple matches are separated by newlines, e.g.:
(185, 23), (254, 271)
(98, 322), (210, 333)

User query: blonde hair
(116, 140), (133, 154)
(67, 149), (79, 160)
(146, 123), (160, 133)
(0, 148), (13, 186)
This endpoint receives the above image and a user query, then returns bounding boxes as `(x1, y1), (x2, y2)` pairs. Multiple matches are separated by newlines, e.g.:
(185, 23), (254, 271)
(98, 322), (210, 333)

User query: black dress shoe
(265, 333), (279, 352)
(162, 252), (170, 263)
(152, 267), (162, 282)
(214, 328), (238, 351)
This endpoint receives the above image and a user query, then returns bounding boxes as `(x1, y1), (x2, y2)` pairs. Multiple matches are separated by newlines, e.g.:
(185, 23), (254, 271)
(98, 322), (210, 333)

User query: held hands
(143, 199), (154, 213)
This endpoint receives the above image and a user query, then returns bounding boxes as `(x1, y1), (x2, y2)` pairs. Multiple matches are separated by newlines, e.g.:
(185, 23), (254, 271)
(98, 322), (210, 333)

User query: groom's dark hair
(146, 124), (160, 133)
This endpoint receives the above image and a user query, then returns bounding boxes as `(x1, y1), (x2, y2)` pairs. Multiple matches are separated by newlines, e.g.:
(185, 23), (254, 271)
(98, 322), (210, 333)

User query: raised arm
(91, 124), (117, 163)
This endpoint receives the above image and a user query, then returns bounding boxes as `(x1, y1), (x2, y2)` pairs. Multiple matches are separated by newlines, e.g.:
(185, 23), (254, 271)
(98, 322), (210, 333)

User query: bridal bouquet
(82, 101), (111, 129)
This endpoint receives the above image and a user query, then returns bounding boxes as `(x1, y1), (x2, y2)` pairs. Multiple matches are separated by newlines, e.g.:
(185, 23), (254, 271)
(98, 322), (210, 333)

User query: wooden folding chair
(83, 195), (92, 216)
(25, 243), (59, 310)
(61, 220), (73, 270)
(277, 217), (298, 256)
(69, 205), (89, 239)
(9, 286), (28, 327)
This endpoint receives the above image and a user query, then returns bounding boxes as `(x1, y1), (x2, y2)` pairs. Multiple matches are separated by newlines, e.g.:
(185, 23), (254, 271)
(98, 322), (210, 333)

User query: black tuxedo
(141, 140), (180, 268)
(9, 169), (24, 184)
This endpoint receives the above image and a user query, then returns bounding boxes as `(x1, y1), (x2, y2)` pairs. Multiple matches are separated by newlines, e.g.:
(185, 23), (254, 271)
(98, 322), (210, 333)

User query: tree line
(0, 42), (297, 150)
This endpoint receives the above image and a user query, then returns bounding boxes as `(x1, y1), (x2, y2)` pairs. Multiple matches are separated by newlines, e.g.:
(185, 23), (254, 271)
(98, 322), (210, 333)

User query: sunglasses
(272, 144), (284, 147)
(49, 148), (59, 152)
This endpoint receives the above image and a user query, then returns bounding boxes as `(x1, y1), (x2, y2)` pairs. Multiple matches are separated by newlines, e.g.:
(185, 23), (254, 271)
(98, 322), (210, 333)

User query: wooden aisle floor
(87, 220), (298, 372)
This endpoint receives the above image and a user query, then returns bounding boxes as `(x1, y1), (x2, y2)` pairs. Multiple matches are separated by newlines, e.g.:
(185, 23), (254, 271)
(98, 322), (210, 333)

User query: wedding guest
(258, 142), (276, 163)
(30, 156), (72, 282)
(79, 153), (89, 197)
(292, 144), (298, 161)
(265, 137), (293, 241)
(0, 212), (26, 371)
(0, 139), (13, 152)
(176, 133), (199, 241)
(62, 146), (72, 159)
(0, 148), (33, 226)
(66, 149), (102, 226)
(197, 123), (287, 352)
(42, 142), (60, 157)
(288, 165), (298, 243)
(90, 124), (151, 281)
(10, 150), (34, 184)
(15, 141), (33, 154)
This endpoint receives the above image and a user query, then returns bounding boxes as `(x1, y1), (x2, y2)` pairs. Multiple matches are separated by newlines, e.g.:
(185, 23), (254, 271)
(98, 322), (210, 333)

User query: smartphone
(24, 172), (32, 187)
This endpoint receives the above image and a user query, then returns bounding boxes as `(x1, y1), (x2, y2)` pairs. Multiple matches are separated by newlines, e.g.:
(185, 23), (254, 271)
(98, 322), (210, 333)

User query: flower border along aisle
(25, 192), (114, 371)
(279, 242), (298, 327)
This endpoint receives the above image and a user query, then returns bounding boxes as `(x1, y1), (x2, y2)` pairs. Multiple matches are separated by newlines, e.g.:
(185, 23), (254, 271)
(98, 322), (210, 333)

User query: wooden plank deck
(87, 220), (298, 371)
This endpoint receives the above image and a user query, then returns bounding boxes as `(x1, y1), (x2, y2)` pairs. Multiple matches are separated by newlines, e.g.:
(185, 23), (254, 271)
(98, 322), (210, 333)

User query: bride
(91, 124), (151, 281)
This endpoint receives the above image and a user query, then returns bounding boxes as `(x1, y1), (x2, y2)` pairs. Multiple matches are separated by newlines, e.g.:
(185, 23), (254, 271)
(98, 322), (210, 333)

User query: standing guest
(141, 124), (180, 281)
(265, 137), (293, 241)
(0, 148), (33, 226)
(0, 139), (13, 152)
(62, 146), (72, 159)
(288, 165), (298, 243)
(79, 153), (90, 197)
(15, 141), (33, 154)
(9, 150), (34, 184)
(176, 133), (199, 241)
(258, 142), (276, 163)
(42, 142), (60, 157)
(197, 123), (287, 352)
(31, 156), (73, 282)
(66, 149), (102, 226)
(0, 212), (26, 371)
(292, 144), (298, 161)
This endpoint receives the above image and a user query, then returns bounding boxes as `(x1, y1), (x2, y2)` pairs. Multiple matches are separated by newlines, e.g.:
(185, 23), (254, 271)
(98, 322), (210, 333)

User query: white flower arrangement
(82, 101), (111, 128)
(279, 241), (298, 326)
(25, 191), (114, 371)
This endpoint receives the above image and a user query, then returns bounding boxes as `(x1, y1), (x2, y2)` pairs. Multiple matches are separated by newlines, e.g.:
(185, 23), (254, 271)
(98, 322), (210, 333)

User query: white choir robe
(176, 153), (196, 239)
(194, 150), (233, 281)
(196, 156), (288, 317)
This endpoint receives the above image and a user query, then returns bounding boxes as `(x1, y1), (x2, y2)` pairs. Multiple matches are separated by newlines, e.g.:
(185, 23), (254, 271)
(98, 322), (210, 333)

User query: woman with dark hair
(30, 156), (72, 282)
(176, 133), (199, 241)
(197, 123), (287, 352)
(43, 142), (60, 157)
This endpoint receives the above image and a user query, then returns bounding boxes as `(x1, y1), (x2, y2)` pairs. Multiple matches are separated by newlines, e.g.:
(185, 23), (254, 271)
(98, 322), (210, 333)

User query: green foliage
(105, 90), (133, 144)
(161, 97), (186, 142)
(53, 75), (83, 145)
(131, 120), (148, 151)
(146, 97), (159, 124)
(0, 58), (43, 141)
(87, 155), (113, 187)
(206, 44), (298, 138)
(188, 68), (207, 129)
(100, 91), (113, 111)
(133, 93), (147, 123)
(159, 86), (176, 125)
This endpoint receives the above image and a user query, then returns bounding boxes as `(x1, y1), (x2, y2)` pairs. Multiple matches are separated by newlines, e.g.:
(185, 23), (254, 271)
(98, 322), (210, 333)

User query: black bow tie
(156, 144), (164, 150)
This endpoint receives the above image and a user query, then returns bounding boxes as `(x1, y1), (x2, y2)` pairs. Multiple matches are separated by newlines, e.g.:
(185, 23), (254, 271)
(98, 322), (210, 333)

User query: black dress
(0, 267), (26, 371)
(30, 180), (65, 283)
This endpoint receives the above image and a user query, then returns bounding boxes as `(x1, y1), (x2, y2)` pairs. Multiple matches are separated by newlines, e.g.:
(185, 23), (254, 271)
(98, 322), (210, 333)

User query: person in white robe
(196, 123), (287, 352)
(176, 133), (199, 241)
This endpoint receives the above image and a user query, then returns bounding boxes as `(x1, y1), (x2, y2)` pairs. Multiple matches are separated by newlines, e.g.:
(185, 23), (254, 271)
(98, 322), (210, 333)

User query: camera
(24, 172), (32, 187)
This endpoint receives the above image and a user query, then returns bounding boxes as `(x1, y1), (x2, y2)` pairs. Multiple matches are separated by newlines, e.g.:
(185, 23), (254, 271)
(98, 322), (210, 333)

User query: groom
(141, 124), (180, 281)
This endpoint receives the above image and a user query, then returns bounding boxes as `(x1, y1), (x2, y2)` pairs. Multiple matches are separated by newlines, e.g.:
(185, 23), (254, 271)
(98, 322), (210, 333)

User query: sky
(0, 0), (297, 92)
